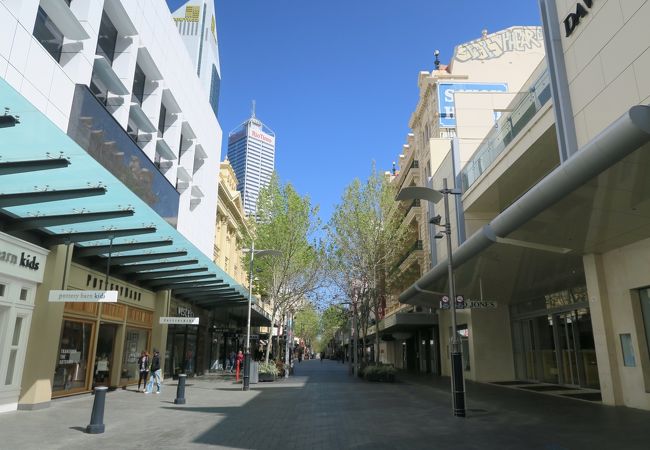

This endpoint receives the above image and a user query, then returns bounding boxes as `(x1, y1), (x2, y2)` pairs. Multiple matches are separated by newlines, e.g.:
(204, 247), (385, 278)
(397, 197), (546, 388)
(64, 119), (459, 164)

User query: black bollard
(174, 374), (187, 405)
(86, 386), (108, 434)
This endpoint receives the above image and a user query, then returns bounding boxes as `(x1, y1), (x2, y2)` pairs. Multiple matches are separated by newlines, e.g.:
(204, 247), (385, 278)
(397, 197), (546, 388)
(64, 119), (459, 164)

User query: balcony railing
(403, 199), (421, 219)
(395, 239), (424, 269)
(460, 66), (551, 191)
(67, 85), (180, 227)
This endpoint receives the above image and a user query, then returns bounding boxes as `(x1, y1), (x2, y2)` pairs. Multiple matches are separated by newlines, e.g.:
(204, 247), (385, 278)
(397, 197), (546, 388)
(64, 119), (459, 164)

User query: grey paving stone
(0, 360), (649, 449)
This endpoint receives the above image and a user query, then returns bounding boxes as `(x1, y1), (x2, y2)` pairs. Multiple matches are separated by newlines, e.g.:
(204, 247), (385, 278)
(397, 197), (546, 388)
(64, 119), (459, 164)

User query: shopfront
(52, 264), (154, 397)
(510, 286), (599, 389)
(0, 233), (48, 413)
(165, 300), (210, 378)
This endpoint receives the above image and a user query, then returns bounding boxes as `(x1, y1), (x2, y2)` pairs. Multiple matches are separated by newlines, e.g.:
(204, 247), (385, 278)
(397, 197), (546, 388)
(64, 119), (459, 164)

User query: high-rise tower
(227, 103), (276, 216)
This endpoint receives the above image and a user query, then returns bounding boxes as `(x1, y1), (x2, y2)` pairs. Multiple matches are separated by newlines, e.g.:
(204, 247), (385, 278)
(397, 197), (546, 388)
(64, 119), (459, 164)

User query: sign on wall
(437, 82), (508, 128)
(48, 290), (118, 302)
(160, 317), (200, 325)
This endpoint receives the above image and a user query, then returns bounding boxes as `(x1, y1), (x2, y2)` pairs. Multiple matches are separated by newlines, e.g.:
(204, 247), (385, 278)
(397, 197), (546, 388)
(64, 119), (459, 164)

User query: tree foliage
(293, 303), (320, 349)
(326, 164), (410, 362)
(249, 173), (326, 362)
(319, 305), (348, 352)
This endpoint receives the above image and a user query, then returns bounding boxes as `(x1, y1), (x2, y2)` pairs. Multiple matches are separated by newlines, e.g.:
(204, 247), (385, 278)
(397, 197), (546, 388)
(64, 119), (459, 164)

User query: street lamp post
(396, 178), (465, 417)
(242, 243), (281, 391)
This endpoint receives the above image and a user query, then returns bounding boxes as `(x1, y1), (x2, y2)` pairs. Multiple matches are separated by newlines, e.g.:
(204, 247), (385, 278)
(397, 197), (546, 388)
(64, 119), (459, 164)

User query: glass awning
(0, 77), (252, 307)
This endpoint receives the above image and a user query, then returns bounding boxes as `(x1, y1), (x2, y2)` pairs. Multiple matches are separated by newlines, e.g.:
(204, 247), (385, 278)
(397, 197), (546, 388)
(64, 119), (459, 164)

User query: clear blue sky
(167, 0), (541, 223)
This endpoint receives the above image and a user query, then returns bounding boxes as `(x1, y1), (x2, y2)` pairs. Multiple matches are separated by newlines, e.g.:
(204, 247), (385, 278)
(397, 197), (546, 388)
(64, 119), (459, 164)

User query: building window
(209, 65), (220, 117)
(158, 104), (167, 137)
(96, 10), (118, 64)
(0, 284), (5, 297)
(33, 7), (64, 63)
(639, 289), (650, 360)
(5, 316), (24, 385)
(178, 134), (186, 161)
(19, 288), (28, 301)
(132, 64), (146, 105)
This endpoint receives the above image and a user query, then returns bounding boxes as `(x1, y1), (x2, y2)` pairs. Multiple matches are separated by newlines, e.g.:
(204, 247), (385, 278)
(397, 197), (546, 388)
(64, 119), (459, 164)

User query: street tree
(249, 173), (326, 363)
(293, 303), (320, 353)
(326, 164), (409, 365)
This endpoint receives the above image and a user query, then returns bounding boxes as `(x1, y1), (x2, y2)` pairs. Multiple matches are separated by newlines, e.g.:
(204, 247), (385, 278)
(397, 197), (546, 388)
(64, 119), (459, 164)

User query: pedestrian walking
(228, 351), (236, 373)
(144, 349), (162, 394)
(137, 350), (149, 392)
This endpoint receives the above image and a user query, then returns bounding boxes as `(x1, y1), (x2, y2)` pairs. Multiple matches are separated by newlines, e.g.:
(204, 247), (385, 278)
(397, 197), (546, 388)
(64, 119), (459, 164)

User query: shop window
(121, 328), (150, 383)
(19, 288), (28, 301)
(53, 320), (94, 394)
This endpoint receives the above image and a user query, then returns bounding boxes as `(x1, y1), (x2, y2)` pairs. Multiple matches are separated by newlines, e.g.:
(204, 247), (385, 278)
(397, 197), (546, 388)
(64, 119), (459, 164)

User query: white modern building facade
(0, 0), (260, 413)
(227, 110), (276, 216)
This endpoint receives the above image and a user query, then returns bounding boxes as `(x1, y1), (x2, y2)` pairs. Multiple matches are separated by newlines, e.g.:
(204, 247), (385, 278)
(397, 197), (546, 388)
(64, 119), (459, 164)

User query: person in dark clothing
(144, 350), (162, 394)
(137, 350), (149, 392)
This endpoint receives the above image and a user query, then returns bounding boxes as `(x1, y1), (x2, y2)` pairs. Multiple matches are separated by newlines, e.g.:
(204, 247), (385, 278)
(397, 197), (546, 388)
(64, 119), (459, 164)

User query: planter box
(259, 373), (276, 382)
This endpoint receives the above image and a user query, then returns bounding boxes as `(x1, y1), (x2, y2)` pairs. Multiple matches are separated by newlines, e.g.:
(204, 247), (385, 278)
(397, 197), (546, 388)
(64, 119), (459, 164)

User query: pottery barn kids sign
(48, 290), (118, 302)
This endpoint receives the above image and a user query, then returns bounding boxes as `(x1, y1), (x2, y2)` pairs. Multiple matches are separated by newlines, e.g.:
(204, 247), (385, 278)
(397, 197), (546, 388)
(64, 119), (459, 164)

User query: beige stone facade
(397, 1), (650, 411)
(214, 160), (251, 288)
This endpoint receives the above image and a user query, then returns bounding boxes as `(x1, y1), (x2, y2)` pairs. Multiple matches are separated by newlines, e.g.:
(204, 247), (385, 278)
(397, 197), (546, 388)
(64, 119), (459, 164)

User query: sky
(167, 0), (542, 224)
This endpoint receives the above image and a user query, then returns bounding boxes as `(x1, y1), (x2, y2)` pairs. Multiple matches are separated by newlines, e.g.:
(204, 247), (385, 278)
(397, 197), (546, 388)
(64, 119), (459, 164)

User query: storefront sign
(466, 300), (498, 309)
(564, 0), (593, 37)
(159, 317), (199, 325)
(177, 305), (195, 317)
(48, 290), (118, 302)
(0, 232), (48, 283)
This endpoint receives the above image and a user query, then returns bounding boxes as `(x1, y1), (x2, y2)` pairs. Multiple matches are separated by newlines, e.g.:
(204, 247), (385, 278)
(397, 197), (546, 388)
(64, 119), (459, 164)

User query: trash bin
(250, 361), (259, 384)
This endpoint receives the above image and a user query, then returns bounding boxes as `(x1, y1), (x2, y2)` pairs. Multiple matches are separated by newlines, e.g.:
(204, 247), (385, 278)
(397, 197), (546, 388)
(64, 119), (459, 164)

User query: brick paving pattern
(0, 359), (649, 449)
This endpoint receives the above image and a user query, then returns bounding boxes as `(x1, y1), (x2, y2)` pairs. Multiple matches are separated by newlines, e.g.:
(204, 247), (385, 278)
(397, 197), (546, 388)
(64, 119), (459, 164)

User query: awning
(0, 77), (251, 307)
(365, 311), (437, 339)
(400, 105), (650, 306)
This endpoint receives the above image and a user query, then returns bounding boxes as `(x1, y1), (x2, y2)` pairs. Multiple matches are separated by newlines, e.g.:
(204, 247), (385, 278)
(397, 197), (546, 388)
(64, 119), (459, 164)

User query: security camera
(429, 215), (442, 225)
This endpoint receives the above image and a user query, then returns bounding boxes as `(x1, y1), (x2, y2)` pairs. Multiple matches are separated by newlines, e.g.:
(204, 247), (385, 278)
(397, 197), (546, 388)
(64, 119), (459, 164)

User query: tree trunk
(265, 309), (277, 363)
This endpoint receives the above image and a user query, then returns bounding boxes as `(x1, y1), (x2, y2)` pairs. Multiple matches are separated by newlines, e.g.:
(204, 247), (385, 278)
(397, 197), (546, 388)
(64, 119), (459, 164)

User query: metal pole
(243, 241), (254, 391)
(443, 178), (465, 417)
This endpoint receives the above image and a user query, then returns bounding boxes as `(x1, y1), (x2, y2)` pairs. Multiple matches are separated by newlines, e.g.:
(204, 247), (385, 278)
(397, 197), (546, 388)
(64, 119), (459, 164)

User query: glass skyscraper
(227, 109), (276, 216)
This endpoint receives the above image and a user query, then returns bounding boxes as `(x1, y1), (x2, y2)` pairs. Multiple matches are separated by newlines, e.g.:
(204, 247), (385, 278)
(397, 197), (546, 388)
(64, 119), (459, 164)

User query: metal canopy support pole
(243, 241), (254, 391)
(443, 178), (465, 418)
(104, 235), (114, 290)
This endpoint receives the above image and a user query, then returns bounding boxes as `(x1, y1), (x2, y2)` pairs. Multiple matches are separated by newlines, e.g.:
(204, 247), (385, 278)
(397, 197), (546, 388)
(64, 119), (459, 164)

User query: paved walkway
(1, 360), (649, 449)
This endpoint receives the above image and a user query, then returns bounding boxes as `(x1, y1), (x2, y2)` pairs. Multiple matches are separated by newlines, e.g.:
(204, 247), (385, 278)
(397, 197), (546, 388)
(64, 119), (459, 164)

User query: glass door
(94, 323), (117, 387)
(556, 309), (599, 388)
